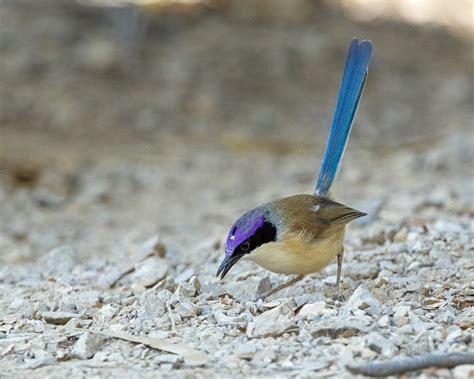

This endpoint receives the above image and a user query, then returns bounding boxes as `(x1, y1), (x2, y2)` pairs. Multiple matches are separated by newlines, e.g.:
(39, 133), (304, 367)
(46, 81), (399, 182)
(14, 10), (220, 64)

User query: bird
(216, 38), (373, 299)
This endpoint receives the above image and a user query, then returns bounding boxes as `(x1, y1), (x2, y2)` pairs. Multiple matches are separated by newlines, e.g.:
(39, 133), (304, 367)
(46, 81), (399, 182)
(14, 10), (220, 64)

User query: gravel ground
(0, 1), (473, 378)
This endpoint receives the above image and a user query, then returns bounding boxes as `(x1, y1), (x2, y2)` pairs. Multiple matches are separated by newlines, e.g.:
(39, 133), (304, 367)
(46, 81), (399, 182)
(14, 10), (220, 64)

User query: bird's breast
(247, 228), (345, 275)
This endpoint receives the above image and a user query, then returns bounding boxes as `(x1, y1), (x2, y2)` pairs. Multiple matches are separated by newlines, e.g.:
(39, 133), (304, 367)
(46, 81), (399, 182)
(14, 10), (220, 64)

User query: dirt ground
(0, 1), (473, 378)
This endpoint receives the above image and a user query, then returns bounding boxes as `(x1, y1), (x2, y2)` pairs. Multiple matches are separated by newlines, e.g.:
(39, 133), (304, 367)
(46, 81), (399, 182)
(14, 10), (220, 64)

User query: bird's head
(216, 207), (277, 280)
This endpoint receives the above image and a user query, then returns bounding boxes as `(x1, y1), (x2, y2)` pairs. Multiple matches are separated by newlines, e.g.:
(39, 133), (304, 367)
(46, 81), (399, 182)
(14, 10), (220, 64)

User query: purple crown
(225, 211), (265, 256)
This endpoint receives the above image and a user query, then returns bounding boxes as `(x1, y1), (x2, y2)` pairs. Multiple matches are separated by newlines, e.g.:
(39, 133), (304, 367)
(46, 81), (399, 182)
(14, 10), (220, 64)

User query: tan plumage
(247, 195), (365, 276)
(247, 228), (345, 275)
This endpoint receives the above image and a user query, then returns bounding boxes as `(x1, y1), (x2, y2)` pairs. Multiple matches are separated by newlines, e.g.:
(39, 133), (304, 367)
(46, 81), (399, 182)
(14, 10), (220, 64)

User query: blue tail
(315, 39), (372, 196)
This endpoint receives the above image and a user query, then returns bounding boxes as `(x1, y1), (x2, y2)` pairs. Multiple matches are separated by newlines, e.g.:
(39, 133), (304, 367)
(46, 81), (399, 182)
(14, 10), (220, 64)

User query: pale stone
(70, 332), (101, 360)
(340, 285), (382, 317)
(298, 301), (326, 318)
(42, 311), (81, 325)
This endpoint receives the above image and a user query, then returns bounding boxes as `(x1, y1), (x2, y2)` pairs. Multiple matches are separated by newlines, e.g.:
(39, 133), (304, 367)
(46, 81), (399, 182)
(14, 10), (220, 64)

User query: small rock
(250, 348), (276, 367)
(452, 364), (474, 378)
(131, 256), (168, 287)
(176, 269), (194, 283)
(148, 330), (170, 339)
(70, 332), (101, 360)
(399, 324), (414, 334)
(366, 332), (398, 357)
(28, 320), (45, 333)
(157, 289), (173, 304)
(141, 235), (167, 258)
(130, 283), (146, 296)
(154, 278), (177, 293)
(311, 320), (367, 338)
(409, 312), (435, 334)
(294, 292), (325, 306)
(9, 297), (25, 310)
(377, 315), (390, 328)
(64, 318), (85, 331)
(93, 304), (119, 326)
(256, 277), (271, 295)
(346, 262), (379, 280)
(139, 289), (166, 319)
(248, 317), (297, 338)
(42, 311), (81, 325)
(213, 311), (247, 326)
(361, 227), (386, 245)
(236, 341), (259, 359)
(379, 260), (401, 273)
(76, 38), (120, 73)
(97, 267), (124, 289)
(393, 306), (410, 316)
(158, 354), (179, 365)
(189, 276), (201, 295)
(361, 348), (377, 359)
(55, 349), (66, 360)
(436, 309), (455, 324)
(109, 323), (126, 333)
(322, 275), (337, 285)
(171, 282), (198, 303)
(392, 227), (408, 243)
(93, 351), (109, 362)
(38, 245), (80, 279)
(247, 299), (297, 338)
(121, 296), (136, 306)
(298, 301), (326, 318)
(446, 326), (464, 343)
(394, 315), (409, 327)
(393, 306), (411, 327)
(340, 285), (382, 317)
(24, 349), (55, 369)
(62, 290), (100, 313)
(175, 302), (199, 318)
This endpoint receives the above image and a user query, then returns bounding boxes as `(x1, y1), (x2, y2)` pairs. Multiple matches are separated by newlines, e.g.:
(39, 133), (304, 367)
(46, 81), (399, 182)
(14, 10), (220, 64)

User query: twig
(346, 352), (474, 377)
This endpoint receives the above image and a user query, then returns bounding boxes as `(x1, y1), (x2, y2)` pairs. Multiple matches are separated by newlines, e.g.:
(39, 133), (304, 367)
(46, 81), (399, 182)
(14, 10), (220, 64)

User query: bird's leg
(335, 247), (344, 301)
(260, 275), (305, 300)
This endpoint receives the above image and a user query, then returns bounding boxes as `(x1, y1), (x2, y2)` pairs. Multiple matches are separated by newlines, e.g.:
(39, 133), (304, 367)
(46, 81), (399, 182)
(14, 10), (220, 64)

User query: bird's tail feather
(315, 39), (372, 196)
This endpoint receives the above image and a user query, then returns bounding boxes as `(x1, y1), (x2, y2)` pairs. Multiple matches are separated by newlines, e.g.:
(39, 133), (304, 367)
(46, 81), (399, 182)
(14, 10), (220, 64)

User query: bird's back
(269, 194), (365, 242)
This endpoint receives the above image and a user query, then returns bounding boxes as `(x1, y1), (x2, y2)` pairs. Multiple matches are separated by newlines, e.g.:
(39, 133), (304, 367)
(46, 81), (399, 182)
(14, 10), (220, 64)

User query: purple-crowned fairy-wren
(217, 39), (373, 299)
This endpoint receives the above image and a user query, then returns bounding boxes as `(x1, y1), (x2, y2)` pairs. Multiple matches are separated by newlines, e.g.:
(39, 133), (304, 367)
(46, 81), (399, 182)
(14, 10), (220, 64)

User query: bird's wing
(275, 195), (365, 241)
(305, 198), (365, 239)
(316, 200), (366, 225)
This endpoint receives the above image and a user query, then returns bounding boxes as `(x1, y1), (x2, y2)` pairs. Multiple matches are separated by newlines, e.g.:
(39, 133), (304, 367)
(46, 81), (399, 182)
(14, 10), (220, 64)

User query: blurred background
(0, 0), (473, 265)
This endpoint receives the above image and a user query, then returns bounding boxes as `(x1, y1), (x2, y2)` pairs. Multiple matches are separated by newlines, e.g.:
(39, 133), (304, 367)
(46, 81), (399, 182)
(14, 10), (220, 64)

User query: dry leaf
(95, 330), (208, 366)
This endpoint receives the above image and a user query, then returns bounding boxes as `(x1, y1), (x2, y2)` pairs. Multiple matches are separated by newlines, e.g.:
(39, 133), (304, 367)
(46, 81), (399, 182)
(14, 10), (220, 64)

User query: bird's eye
(240, 241), (250, 251)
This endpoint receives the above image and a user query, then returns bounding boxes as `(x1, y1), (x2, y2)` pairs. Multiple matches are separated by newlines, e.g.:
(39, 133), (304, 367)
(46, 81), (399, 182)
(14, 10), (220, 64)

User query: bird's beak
(216, 254), (243, 280)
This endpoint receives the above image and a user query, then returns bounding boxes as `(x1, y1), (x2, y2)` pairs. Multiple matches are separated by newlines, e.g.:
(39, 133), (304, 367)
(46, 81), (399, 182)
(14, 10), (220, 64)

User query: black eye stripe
(235, 221), (276, 254)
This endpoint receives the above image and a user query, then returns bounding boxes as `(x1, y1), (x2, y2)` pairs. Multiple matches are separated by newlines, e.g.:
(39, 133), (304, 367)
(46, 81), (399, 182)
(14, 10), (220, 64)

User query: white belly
(246, 229), (345, 275)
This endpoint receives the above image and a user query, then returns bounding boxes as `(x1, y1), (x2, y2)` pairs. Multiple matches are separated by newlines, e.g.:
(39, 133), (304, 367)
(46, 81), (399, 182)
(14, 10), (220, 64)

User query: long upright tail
(315, 39), (372, 196)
